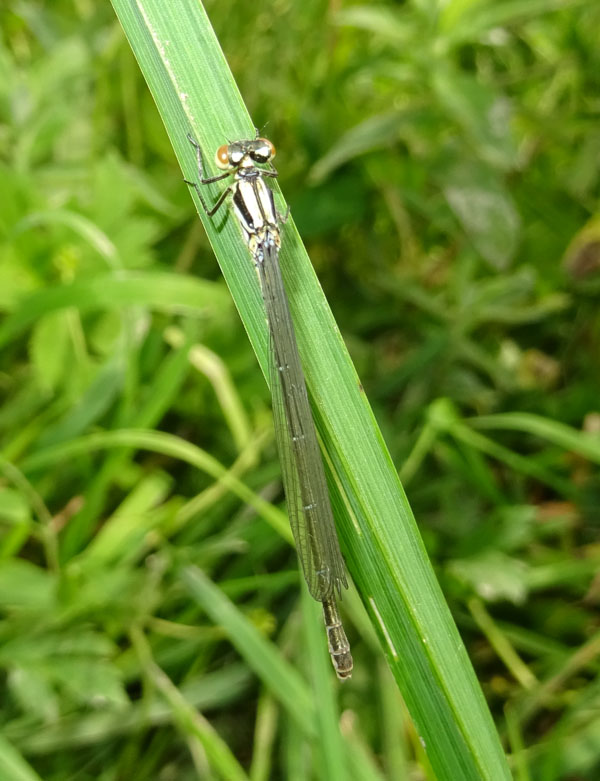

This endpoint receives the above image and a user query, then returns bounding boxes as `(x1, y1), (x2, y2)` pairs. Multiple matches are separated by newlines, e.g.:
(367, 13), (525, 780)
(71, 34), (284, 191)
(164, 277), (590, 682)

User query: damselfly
(185, 132), (353, 680)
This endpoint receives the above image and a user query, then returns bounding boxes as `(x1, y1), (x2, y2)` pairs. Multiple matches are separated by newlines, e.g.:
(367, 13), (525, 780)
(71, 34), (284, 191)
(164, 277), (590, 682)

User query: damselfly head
(215, 138), (276, 170)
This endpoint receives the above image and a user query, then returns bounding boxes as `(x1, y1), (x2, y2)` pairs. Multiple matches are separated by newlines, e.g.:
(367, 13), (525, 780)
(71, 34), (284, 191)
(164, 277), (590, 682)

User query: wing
(259, 237), (347, 601)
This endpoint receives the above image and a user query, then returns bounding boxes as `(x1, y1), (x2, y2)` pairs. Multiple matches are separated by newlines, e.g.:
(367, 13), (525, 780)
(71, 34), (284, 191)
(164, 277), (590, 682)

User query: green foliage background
(1, 1), (599, 779)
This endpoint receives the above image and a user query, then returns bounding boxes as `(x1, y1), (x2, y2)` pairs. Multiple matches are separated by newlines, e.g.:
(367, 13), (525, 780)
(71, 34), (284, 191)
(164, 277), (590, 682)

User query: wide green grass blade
(110, 1), (510, 777)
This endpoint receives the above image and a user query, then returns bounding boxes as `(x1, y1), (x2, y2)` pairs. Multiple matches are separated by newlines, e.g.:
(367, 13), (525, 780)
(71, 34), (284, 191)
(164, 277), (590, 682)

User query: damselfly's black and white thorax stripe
(231, 169), (281, 259)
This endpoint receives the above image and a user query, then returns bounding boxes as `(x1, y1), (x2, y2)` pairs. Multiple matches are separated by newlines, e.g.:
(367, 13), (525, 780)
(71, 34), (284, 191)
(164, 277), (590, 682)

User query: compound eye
(253, 138), (276, 163)
(215, 145), (230, 169)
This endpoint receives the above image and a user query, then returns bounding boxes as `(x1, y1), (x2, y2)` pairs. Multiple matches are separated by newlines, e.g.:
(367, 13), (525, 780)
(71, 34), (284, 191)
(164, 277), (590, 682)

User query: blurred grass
(1, 0), (600, 779)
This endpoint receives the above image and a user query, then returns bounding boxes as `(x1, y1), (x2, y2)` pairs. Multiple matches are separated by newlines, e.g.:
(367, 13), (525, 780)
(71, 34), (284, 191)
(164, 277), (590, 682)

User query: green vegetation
(1, 1), (599, 779)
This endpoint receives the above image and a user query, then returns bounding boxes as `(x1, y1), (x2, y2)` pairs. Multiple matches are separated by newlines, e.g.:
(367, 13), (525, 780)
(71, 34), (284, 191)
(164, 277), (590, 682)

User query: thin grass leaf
(131, 626), (249, 781)
(0, 272), (229, 349)
(0, 734), (43, 781)
(20, 429), (291, 543)
(6, 667), (253, 754)
(182, 565), (315, 736)
(470, 412), (600, 463)
(183, 566), (387, 781)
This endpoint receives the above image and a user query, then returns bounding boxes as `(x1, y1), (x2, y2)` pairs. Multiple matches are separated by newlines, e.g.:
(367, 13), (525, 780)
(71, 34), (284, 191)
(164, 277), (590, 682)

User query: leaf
(432, 68), (517, 171)
(0, 244), (39, 311)
(440, 0), (588, 47)
(84, 472), (172, 566)
(470, 412), (600, 464)
(309, 111), (422, 183)
(0, 488), (31, 526)
(0, 489), (31, 559)
(89, 153), (136, 231)
(0, 272), (230, 349)
(8, 665), (60, 722)
(29, 309), (72, 393)
(334, 6), (417, 43)
(448, 551), (529, 604)
(35, 356), (125, 449)
(51, 658), (129, 709)
(0, 733), (43, 781)
(0, 560), (56, 613)
(16, 210), (119, 266)
(439, 159), (521, 269)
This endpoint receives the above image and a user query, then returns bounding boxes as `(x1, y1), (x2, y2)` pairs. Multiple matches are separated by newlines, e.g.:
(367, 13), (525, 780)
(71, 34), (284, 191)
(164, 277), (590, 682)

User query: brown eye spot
(215, 145), (230, 169)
